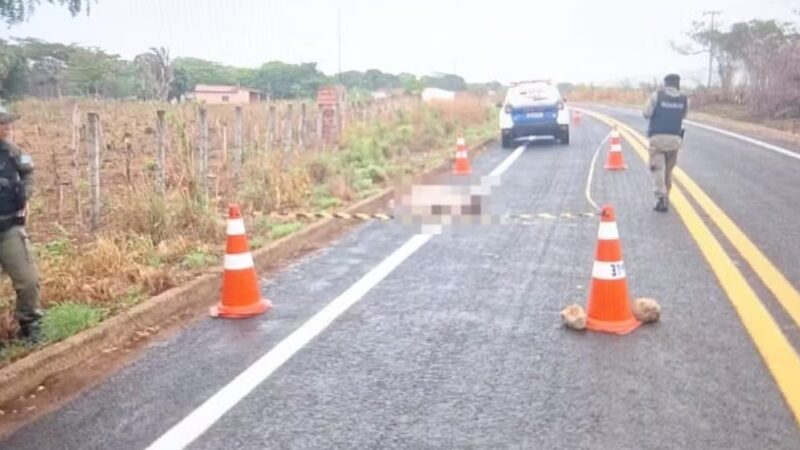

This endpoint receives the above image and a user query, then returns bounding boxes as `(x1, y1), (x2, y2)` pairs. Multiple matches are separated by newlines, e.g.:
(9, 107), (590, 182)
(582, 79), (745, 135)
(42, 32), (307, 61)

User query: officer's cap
(0, 104), (21, 125)
(664, 74), (681, 87)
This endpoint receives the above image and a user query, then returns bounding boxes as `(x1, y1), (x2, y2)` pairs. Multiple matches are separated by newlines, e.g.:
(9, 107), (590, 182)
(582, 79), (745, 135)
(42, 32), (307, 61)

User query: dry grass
(568, 88), (649, 106)
(0, 94), (495, 347)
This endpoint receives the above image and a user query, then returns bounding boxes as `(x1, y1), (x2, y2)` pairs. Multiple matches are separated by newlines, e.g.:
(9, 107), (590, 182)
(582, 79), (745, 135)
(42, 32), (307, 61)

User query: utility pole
(337, 9), (342, 84)
(703, 10), (721, 88)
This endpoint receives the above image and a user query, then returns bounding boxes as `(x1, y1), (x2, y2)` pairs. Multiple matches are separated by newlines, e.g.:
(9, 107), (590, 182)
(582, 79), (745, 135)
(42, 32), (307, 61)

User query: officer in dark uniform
(0, 104), (42, 344)
(643, 74), (689, 212)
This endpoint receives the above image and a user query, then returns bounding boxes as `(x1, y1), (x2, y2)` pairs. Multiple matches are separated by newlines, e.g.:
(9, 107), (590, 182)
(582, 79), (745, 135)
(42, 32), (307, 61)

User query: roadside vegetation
(563, 17), (800, 134)
(0, 97), (496, 364)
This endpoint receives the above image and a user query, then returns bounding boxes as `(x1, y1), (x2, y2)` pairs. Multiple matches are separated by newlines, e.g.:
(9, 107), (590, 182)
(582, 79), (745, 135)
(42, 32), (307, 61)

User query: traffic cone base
(604, 151), (628, 170)
(586, 315), (641, 335)
(210, 298), (272, 319)
(453, 162), (472, 175)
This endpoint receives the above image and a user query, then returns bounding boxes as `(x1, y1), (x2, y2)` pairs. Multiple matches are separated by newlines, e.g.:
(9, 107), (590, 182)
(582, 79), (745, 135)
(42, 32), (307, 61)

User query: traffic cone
(453, 136), (472, 175)
(210, 203), (273, 319)
(604, 127), (627, 170)
(572, 110), (582, 126)
(585, 205), (641, 335)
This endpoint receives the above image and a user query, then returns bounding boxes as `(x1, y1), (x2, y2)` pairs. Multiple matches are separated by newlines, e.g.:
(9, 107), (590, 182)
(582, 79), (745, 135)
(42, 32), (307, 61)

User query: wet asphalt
(1, 111), (799, 450)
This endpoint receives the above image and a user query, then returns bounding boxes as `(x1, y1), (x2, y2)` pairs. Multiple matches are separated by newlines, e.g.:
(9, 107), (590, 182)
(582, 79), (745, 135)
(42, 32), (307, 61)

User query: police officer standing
(643, 74), (689, 212)
(0, 104), (42, 344)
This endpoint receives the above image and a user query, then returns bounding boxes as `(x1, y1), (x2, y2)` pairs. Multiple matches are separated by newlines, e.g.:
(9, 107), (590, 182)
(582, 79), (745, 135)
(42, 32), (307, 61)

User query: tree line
(675, 17), (800, 118)
(0, 38), (486, 102)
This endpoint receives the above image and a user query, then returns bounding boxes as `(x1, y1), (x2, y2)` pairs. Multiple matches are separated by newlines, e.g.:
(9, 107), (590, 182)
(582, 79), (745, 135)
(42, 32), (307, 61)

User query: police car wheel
(558, 129), (570, 145)
(501, 135), (513, 149)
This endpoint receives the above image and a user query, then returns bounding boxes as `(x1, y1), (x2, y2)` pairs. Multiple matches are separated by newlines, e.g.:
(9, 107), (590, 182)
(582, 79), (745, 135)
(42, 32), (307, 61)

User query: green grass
(112, 287), (146, 312)
(312, 186), (343, 210)
(181, 248), (217, 269)
(249, 236), (269, 250)
(270, 222), (303, 240)
(38, 237), (73, 264)
(42, 302), (106, 343)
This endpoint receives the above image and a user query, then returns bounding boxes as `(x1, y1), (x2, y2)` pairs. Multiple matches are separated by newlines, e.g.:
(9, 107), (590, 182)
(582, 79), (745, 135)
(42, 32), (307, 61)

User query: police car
(499, 80), (570, 148)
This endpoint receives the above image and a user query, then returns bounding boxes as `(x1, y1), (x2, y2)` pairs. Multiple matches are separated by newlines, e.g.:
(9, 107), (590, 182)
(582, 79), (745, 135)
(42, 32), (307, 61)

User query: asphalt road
(2, 110), (799, 449)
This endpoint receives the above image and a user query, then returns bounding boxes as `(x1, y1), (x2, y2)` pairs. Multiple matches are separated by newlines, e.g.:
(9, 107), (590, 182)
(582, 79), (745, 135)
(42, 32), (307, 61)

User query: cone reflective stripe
(210, 203), (273, 319)
(604, 127), (627, 170)
(453, 136), (472, 175)
(224, 253), (255, 271)
(585, 205), (640, 335)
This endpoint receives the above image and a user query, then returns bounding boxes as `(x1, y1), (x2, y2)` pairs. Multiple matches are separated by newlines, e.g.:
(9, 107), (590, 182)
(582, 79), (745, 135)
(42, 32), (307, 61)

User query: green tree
(0, 39), (27, 99)
(135, 47), (173, 101)
(15, 38), (75, 98)
(68, 47), (122, 96)
(421, 73), (467, 91)
(251, 61), (328, 99)
(1, 0), (91, 24)
(398, 73), (423, 94)
(169, 57), (255, 99)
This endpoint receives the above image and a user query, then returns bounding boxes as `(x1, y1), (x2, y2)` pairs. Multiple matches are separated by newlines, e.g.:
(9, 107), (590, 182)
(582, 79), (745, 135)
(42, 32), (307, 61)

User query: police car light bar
(510, 79), (552, 87)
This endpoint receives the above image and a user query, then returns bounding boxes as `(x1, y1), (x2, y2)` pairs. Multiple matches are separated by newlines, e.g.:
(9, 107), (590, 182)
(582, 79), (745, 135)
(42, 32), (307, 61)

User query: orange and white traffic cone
(210, 203), (273, 319)
(453, 136), (472, 175)
(585, 205), (641, 335)
(604, 127), (627, 170)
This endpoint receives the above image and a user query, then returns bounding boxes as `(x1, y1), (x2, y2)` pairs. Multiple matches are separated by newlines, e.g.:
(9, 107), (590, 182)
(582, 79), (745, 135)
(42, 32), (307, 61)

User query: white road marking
(146, 233), (432, 450)
(585, 132), (610, 211)
(490, 144), (526, 177)
(684, 120), (800, 162)
(145, 141), (529, 450)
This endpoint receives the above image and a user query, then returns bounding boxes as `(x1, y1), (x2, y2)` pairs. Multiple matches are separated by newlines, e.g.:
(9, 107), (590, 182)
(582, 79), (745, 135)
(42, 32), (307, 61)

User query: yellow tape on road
(581, 109), (800, 426)
(274, 211), (597, 222)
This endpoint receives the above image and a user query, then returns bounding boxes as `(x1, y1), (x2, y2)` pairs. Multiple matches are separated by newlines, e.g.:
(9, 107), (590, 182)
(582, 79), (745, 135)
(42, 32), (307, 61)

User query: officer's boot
(653, 197), (668, 213)
(17, 319), (43, 345)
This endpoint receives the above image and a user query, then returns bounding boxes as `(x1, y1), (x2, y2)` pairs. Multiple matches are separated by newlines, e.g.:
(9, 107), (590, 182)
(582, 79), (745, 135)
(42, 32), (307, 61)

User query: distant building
(191, 85), (265, 105)
(421, 87), (456, 102)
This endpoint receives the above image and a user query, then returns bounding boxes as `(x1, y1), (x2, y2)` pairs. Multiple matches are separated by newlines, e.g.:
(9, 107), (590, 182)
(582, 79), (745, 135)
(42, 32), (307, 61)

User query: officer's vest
(648, 90), (687, 137)
(0, 142), (25, 217)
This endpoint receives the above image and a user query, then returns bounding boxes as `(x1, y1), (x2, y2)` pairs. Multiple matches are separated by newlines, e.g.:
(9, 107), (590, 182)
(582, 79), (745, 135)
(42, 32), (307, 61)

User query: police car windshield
(510, 84), (557, 103)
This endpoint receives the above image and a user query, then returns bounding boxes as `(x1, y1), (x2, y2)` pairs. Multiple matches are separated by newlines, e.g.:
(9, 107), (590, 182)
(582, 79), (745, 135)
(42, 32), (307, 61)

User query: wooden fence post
(156, 110), (166, 195)
(87, 112), (101, 231)
(267, 104), (276, 153)
(234, 106), (243, 178)
(286, 103), (294, 154)
(198, 107), (209, 199)
(71, 104), (82, 225)
(299, 102), (307, 151)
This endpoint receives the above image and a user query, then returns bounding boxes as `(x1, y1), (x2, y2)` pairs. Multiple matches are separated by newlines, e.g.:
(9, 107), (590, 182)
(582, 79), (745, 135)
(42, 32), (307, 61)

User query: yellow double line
(584, 110), (800, 426)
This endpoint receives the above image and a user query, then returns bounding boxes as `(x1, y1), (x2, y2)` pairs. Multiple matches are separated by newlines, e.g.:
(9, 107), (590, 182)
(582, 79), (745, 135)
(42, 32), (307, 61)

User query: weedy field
(0, 95), (496, 362)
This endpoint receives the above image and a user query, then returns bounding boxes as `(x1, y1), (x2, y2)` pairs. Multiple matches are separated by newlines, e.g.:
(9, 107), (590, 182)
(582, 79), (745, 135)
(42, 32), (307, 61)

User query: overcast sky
(1, 0), (798, 84)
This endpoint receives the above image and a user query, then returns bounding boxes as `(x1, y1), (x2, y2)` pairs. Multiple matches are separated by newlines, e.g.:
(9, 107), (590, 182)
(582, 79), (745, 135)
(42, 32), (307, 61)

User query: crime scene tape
(271, 211), (598, 222)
